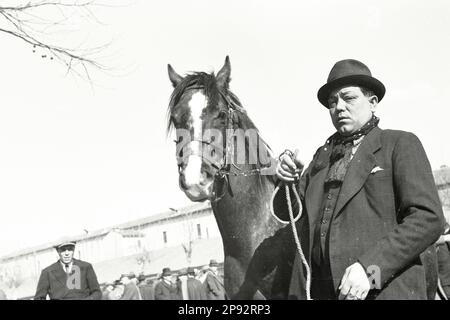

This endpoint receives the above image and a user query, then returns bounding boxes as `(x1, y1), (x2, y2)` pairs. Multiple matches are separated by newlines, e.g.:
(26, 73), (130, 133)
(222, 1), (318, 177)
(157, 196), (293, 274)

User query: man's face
(57, 245), (74, 264)
(328, 86), (378, 135)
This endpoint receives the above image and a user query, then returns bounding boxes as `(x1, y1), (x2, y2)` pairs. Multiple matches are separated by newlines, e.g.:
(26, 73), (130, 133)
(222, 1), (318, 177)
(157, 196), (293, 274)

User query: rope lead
(270, 182), (312, 300)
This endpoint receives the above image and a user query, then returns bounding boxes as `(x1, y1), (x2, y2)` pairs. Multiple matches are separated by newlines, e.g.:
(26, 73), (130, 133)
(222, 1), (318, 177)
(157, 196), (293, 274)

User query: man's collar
(60, 260), (73, 268)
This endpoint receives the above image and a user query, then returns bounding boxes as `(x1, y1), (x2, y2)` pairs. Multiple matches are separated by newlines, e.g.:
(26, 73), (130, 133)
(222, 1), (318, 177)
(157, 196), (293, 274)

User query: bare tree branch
(0, 0), (115, 82)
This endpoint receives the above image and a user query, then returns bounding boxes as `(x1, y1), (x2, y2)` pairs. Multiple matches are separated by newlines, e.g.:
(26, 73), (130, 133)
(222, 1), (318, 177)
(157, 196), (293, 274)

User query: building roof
(0, 202), (212, 262)
(434, 166), (450, 188)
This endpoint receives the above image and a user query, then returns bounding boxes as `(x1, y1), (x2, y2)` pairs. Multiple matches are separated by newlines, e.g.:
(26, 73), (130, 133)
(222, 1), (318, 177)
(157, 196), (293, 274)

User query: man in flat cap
(34, 241), (101, 300)
(275, 59), (445, 300)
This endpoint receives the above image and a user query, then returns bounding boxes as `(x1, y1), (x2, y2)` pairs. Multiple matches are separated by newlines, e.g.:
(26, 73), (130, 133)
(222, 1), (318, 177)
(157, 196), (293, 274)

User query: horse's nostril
(179, 176), (188, 189)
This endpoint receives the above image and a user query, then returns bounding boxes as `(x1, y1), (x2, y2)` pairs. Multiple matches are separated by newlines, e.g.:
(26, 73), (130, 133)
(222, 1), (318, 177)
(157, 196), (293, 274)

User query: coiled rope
(270, 181), (312, 300)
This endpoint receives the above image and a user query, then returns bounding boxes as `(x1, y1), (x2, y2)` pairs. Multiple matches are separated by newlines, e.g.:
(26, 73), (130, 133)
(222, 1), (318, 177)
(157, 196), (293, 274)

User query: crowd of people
(100, 259), (227, 300)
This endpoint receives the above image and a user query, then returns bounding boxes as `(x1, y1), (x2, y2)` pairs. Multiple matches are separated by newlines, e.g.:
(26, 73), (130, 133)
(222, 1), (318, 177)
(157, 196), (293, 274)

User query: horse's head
(166, 57), (238, 202)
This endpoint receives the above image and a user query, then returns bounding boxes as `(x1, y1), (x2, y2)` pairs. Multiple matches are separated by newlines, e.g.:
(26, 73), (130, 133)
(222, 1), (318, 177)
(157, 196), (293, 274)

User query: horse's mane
(166, 71), (273, 159)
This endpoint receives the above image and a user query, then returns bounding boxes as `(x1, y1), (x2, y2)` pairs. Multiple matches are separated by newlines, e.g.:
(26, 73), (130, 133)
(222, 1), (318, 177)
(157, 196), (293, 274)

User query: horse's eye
(217, 111), (228, 120)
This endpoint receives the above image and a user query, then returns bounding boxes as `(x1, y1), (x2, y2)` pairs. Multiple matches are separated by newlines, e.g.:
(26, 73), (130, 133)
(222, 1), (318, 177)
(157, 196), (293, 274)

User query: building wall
(139, 210), (220, 251)
(0, 206), (220, 292)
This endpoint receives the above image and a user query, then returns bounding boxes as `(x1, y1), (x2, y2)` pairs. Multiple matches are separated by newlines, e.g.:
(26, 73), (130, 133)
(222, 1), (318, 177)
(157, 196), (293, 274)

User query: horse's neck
(212, 156), (277, 243)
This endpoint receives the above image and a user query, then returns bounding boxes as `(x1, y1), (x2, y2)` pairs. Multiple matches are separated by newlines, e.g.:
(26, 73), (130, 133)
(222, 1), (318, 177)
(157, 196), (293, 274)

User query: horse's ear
(168, 64), (184, 87)
(216, 56), (231, 89)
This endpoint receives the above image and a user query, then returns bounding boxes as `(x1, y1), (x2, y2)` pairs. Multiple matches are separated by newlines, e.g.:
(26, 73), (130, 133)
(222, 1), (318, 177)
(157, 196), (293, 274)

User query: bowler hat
(161, 267), (172, 277)
(209, 259), (219, 267)
(317, 59), (385, 108)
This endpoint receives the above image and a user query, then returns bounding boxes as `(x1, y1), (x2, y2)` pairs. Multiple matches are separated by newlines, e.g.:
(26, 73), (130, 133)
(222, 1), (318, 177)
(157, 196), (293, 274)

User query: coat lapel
(333, 127), (382, 218)
(305, 141), (333, 252)
(50, 262), (69, 287)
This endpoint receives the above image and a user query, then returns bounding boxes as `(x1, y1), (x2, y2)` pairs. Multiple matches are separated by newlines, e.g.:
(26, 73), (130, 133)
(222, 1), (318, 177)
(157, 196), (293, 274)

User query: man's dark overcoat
(34, 259), (101, 300)
(281, 127), (445, 300)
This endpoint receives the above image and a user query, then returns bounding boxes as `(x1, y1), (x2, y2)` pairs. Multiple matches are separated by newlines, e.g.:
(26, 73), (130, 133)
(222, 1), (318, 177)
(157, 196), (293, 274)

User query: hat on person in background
(137, 274), (146, 282)
(209, 259), (219, 267)
(161, 267), (172, 277)
(54, 240), (76, 251)
(187, 267), (195, 275)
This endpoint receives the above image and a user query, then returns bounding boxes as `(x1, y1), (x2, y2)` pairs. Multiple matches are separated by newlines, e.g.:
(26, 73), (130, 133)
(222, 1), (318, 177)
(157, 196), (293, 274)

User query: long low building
(0, 202), (224, 299)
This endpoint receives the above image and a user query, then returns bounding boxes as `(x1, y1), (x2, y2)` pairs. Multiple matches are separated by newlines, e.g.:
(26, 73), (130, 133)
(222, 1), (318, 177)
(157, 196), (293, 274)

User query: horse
(166, 56), (301, 299)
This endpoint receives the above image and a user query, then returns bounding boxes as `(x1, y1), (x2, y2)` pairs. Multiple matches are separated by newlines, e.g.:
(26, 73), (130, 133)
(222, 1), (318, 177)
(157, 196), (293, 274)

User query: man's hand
(275, 149), (304, 183)
(338, 263), (371, 300)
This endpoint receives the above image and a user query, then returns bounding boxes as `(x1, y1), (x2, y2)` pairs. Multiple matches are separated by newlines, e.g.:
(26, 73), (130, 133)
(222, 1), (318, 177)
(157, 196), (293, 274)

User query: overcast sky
(1, 0), (449, 256)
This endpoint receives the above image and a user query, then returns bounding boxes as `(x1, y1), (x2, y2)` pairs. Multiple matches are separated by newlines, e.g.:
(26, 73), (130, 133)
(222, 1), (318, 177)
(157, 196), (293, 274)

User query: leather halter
(176, 87), (269, 202)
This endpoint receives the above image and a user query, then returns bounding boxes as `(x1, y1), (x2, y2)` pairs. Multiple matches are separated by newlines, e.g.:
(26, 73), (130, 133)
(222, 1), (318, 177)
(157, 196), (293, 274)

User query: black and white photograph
(0, 0), (449, 305)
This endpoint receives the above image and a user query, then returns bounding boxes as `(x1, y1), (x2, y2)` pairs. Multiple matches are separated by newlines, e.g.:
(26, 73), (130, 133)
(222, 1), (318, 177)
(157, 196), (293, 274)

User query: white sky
(1, 0), (449, 256)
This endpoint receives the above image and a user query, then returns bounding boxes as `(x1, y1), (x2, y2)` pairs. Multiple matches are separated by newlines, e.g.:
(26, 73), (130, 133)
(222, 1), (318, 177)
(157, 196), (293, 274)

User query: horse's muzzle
(179, 174), (214, 202)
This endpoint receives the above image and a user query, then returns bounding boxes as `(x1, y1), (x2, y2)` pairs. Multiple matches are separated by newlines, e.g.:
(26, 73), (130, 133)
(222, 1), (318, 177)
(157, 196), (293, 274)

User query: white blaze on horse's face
(180, 91), (214, 201)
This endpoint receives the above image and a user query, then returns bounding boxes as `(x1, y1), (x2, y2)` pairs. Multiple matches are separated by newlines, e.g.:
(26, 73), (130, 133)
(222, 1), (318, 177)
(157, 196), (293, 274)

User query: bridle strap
(177, 87), (269, 202)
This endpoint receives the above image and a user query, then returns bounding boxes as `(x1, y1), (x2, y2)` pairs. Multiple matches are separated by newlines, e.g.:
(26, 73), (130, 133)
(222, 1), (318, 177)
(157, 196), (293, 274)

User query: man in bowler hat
(154, 267), (178, 300)
(34, 241), (101, 300)
(275, 59), (445, 299)
(204, 259), (226, 300)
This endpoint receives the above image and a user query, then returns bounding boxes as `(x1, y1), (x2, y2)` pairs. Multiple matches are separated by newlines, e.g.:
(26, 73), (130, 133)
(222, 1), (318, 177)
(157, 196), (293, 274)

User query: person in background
(196, 265), (209, 283)
(119, 273), (142, 300)
(138, 275), (155, 300)
(436, 222), (450, 299)
(108, 280), (124, 300)
(154, 267), (178, 300)
(204, 259), (226, 300)
(101, 283), (114, 300)
(34, 240), (101, 300)
(186, 267), (207, 300)
(176, 269), (189, 300)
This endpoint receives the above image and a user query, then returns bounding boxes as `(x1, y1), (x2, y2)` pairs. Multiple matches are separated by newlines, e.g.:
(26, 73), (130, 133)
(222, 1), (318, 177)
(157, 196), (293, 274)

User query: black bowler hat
(317, 59), (386, 108)
(161, 267), (172, 277)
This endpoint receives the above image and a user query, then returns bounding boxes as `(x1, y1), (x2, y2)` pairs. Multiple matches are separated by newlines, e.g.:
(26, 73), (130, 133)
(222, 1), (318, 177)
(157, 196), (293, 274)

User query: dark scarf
(325, 115), (379, 185)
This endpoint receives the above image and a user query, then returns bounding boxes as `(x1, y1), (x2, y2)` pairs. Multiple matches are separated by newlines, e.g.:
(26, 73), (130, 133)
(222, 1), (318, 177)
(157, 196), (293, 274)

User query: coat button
(321, 232), (326, 237)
